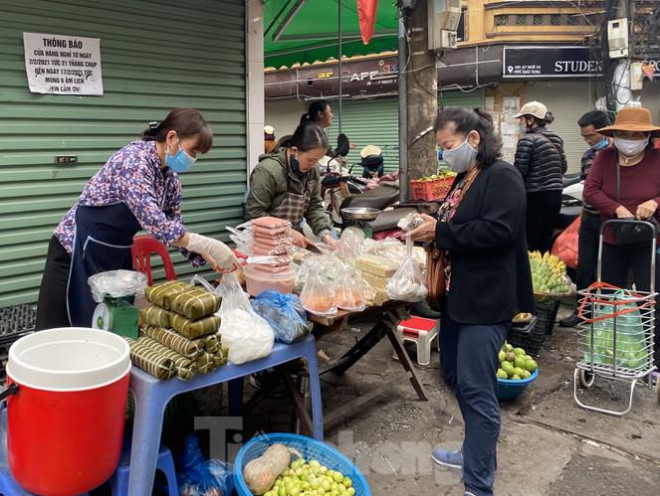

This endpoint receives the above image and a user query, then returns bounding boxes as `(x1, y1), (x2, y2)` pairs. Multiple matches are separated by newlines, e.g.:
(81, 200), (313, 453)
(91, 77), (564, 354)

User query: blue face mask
(520, 124), (528, 135)
(592, 137), (609, 150)
(165, 140), (196, 173)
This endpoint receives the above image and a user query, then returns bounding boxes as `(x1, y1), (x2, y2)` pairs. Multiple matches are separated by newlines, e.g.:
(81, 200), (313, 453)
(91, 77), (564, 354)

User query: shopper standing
(514, 101), (568, 253)
(583, 106), (660, 367)
(560, 110), (612, 327)
(411, 107), (534, 496)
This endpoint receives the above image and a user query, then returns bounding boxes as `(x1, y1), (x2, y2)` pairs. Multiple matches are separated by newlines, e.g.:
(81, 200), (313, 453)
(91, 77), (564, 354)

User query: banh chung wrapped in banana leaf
(170, 286), (221, 321)
(144, 281), (192, 310)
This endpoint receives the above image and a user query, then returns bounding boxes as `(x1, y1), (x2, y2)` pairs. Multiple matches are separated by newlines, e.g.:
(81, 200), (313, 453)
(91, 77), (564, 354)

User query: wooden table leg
(284, 373), (314, 437)
(320, 323), (385, 376)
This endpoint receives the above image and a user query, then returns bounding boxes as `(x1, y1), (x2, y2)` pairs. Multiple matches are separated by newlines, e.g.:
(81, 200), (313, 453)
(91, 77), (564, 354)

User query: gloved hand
(186, 233), (237, 272)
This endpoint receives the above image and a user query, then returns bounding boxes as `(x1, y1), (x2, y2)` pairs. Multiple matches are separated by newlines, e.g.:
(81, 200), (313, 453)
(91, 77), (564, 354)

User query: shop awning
(264, 0), (399, 68)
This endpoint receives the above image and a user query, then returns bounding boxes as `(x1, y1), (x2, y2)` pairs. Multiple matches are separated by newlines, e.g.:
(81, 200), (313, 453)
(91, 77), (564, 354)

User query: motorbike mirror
(336, 133), (350, 157)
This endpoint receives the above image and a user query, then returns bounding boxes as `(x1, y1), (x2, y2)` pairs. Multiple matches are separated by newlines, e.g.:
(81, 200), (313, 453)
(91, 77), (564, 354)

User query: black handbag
(612, 162), (659, 244)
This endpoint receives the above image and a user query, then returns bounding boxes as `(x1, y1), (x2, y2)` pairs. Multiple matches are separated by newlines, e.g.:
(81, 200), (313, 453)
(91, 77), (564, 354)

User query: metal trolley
(574, 219), (660, 416)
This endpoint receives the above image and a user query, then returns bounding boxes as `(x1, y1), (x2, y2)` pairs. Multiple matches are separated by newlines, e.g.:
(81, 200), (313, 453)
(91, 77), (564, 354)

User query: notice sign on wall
(23, 32), (103, 95)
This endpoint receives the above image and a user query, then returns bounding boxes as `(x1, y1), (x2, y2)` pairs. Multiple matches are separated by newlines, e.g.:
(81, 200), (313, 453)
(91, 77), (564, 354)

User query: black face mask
(290, 154), (301, 175)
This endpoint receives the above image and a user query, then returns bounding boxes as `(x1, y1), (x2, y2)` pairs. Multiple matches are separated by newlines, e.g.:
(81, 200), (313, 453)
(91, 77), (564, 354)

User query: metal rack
(573, 220), (660, 416)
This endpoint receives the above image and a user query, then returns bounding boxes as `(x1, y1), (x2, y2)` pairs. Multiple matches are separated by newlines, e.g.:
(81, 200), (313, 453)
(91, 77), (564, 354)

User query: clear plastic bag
(178, 434), (234, 496)
(88, 269), (148, 303)
(252, 291), (311, 343)
(335, 267), (367, 311)
(337, 227), (365, 260)
(386, 234), (428, 303)
(362, 238), (406, 267)
(217, 272), (274, 364)
(300, 264), (338, 317)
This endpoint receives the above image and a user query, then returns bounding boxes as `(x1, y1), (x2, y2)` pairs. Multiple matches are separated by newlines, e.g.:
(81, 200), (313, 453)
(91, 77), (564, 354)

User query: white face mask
(442, 136), (478, 173)
(614, 137), (649, 157)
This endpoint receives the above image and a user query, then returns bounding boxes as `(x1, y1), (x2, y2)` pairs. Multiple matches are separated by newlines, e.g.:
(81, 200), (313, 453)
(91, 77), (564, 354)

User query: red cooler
(2, 327), (131, 496)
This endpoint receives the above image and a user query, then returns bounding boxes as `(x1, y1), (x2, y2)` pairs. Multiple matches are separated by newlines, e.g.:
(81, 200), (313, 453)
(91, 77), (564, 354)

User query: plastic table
(127, 334), (322, 495)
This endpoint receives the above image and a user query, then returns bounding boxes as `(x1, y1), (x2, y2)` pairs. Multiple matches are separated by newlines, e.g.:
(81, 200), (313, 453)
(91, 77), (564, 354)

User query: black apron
(66, 204), (141, 327)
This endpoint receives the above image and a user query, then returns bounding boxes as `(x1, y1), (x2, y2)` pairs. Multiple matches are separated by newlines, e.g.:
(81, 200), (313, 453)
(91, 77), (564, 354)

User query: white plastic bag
(386, 234), (428, 303)
(217, 272), (274, 364)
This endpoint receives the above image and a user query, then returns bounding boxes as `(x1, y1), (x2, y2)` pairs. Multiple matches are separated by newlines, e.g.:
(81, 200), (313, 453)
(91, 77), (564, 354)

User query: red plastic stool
(131, 235), (177, 286)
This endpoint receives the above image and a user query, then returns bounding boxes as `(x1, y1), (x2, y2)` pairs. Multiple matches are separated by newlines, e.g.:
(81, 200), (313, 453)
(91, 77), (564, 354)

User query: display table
(127, 334), (322, 495)
(311, 301), (429, 402)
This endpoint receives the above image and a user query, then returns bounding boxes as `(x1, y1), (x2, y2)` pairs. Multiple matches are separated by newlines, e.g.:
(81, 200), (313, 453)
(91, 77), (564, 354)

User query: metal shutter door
(440, 88), (485, 110)
(328, 98), (400, 171)
(326, 89), (484, 173)
(0, 0), (246, 306)
(526, 81), (590, 174)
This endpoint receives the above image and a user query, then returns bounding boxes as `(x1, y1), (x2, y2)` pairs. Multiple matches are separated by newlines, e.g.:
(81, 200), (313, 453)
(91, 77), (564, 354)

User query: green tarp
(264, 0), (399, 68)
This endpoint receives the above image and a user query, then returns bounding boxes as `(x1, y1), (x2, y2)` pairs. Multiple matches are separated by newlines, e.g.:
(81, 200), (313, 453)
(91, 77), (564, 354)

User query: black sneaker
(559, 311), (581, 328)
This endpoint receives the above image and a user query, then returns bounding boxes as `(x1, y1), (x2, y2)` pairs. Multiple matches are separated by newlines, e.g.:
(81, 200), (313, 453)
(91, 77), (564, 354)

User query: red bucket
(3, 327), (131, 496)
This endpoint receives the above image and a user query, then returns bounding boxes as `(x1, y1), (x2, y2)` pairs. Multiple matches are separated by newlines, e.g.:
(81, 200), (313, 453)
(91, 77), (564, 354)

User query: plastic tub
(496, 369), (539, 401)
(4, 327), (131, 495)
(244, 264), (295, 297)
(234, 433), (371, 496)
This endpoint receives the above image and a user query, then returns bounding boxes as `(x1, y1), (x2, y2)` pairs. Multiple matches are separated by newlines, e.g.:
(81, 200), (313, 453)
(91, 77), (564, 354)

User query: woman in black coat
(411, 107), (534, 496)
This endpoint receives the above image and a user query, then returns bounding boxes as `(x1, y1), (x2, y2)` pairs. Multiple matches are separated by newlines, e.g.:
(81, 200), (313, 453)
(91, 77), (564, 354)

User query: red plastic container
(410, 176), (455, 201)
(4, 327), (131, 496)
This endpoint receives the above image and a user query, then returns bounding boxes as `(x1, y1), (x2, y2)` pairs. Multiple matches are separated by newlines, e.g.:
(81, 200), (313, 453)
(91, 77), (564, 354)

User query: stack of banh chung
(127, 281), (228, 381)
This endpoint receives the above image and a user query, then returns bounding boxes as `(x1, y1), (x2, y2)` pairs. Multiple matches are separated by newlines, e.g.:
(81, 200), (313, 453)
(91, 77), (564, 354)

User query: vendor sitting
(36, 108), (237, 331)
(360, 145), (385, 179)
(246, 123), (338, 248)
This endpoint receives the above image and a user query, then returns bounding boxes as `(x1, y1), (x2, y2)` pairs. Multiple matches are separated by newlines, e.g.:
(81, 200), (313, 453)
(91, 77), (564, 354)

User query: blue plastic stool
(127, 335), (323, 494)
(110, 445), (177, 496)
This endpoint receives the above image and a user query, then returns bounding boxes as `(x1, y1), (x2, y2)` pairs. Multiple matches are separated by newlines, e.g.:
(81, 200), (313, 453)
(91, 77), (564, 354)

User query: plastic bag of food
(300, 264), (337, 317)
(386, 234), (428, 303)
(178, 434), (234, 496)
(217, 272), (274, 364)
(88, 269), (148, 303)
(335, 267), (367, 311)
(337, 227), (365, 260)
(362, 238), (406, 267)
(252, 291), (311, 343)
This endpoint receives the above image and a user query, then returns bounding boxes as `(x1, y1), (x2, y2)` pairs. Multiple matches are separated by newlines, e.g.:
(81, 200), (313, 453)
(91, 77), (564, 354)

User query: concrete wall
(264, 99), (308, 144)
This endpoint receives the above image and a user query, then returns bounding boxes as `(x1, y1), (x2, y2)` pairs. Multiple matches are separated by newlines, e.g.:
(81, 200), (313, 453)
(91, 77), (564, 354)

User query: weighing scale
(88, 270), (148, 339)
(340, 207), (381, 238)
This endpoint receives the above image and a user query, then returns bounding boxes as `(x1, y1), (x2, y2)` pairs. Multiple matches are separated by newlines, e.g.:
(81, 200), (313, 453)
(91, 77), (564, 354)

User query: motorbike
(556, 173), (584, 231)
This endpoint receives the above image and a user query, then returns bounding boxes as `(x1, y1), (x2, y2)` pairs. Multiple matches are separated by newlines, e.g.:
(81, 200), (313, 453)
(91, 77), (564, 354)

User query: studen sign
(503, 46), (603, 79)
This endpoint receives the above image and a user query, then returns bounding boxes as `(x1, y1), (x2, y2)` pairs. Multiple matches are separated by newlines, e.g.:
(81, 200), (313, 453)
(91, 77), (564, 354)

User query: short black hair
(434, 107), (502, 168)
(578, 110), (611, 130)
(142, 108), (213, 153)
(275, 122), (328, 152)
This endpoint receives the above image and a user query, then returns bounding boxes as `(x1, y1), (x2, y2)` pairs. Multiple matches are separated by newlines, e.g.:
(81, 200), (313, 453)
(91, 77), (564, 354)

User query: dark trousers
(440, 314), (509, 496)
(576, 210), (602, 291)
(601, 242), (660, 367)
(36, 236), (72, 330)
(526, 190), (562, 253)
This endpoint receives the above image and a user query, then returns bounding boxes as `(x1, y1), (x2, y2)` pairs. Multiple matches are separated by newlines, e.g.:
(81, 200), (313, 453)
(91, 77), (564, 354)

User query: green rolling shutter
(327, 98), (400, 172)
(326, 90), (484, 173)
(439, 88), (485, 110)
(0, 0), (246, 306)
